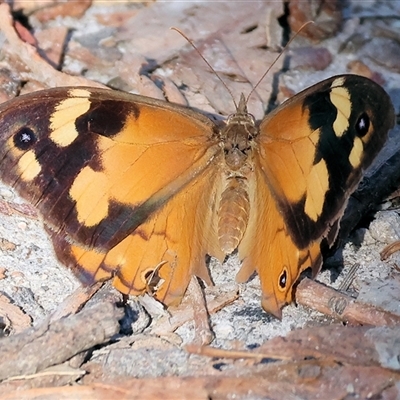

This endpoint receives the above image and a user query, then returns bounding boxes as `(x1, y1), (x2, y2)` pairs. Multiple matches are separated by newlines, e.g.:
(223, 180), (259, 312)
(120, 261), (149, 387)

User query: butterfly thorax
(221, 94), (257, 172)
(217, 95), (257, 254)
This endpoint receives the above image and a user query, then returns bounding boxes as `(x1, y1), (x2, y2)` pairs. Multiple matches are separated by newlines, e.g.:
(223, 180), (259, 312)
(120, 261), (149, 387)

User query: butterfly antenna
(246, 21), (315, 104)
(171, 27), (238, 110)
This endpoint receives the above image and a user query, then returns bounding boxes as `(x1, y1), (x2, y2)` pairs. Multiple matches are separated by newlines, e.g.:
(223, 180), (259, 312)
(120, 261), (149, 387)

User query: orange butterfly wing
(238, 75), (395, 316)
(0, 88), (225, 305)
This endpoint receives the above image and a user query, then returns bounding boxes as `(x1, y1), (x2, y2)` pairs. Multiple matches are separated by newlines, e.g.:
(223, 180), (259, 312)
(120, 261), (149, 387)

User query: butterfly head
(236, 93), (248, 115)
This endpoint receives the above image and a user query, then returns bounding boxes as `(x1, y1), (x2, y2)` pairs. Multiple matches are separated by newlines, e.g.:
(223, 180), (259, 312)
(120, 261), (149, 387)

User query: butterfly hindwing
(48, 157), (223, 305)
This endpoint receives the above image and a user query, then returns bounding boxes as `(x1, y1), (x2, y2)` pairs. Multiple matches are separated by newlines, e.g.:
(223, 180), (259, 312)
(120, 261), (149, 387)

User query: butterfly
(0, 75), (394, 318)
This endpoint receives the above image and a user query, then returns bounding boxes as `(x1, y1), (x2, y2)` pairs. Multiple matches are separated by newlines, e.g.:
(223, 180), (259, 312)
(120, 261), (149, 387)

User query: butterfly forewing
(0, 88), (222, 247)
(257, 75), (394, 247)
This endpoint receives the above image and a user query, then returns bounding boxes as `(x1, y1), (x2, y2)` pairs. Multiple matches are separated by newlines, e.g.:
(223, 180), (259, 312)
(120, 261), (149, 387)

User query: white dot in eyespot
(20, 132), (32, 143)
(357, 115), (369, 135)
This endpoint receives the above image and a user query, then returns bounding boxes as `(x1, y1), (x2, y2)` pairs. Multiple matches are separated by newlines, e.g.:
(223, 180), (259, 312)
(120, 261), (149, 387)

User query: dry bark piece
(258, 325), (400, 369)
(347, 60), (385, 85)
(0, 301), (122, 382)
(0, 3), (106, 90)
(186, 343), (290, 361)
(83, 324), (400, 398)
(373, 23), (400, 43)
(0, 364), (85, 395)
(32, 0), (92, 23)
(49, 283), (103, 322)
(1, 362), (398, 400)
(11, 0), (58, 14)
(362, 37), (400, 73)
(0, 199), (38, 219)
(84, 336), (189, 381)
(288, 0), (343, 41)
(296, 278), (400, 326)
(150, 288), (238, 336)
(173, 30), (279, 120)
(35, 27), (69, 69)
(160, 76), (188, 106)
(95, 9), (140, 27)
(381, 241), (400, 260)
(188, 325), (400, 370)
(0, 69), (21, 104)
(0, 293), (31, 334)
(187, 277), (214, 345)
(13, 21), (37, 46)
(289, 46), (332, 70)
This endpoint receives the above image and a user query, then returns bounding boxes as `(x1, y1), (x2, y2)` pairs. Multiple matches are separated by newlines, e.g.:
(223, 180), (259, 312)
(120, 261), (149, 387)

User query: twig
(296, 278), (400, 326)
(187, 277), (214, 345)
(0, 301), (122, 382)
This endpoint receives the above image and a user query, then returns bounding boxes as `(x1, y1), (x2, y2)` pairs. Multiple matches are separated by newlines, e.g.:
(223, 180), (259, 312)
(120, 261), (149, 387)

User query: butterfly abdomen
(218, 177), (250, 254)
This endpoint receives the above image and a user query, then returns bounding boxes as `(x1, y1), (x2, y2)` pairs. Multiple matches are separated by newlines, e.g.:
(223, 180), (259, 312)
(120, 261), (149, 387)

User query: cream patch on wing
(18, 150), (41, 181)
(49, 89), (92, 147)
(349, 136), (364, 168)
(304, 158), (329, 221)
(330, 78), (352, 138)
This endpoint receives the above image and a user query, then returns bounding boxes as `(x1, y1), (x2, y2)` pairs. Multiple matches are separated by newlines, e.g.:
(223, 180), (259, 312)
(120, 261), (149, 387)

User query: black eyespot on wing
(13, 127), (37, 151)
(75, 100), (135, 138)
(279, 269), (287, 289)
(355, 112), (370, 137)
